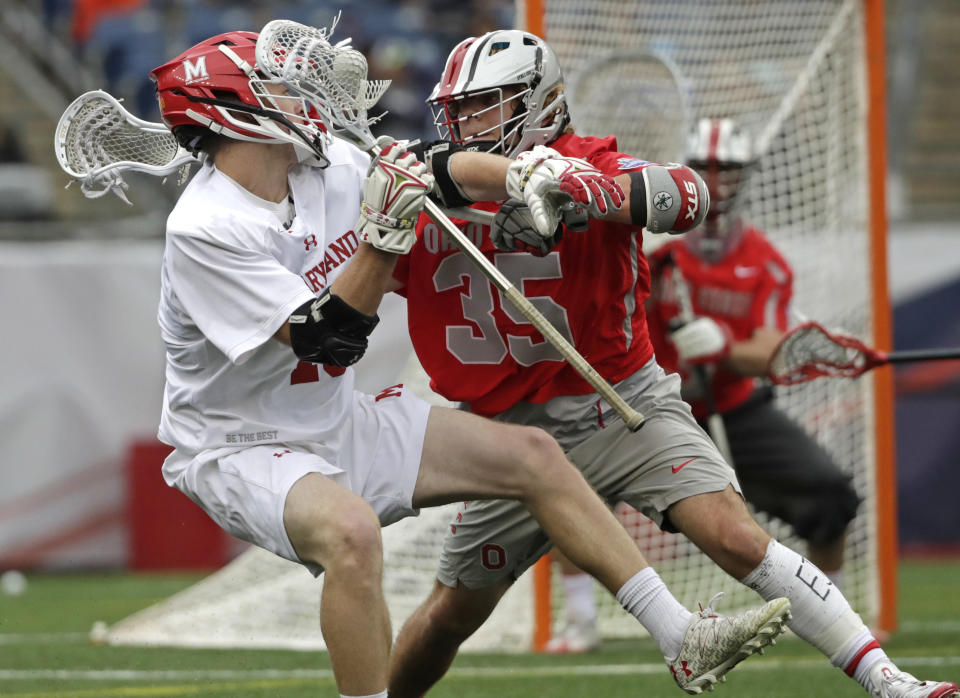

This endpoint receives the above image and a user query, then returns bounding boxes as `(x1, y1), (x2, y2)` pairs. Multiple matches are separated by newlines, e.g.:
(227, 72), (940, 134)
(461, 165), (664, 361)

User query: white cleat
(870, 665), (960, 698)
(543, 619), (602, 654)
(665, 593), (791, 695)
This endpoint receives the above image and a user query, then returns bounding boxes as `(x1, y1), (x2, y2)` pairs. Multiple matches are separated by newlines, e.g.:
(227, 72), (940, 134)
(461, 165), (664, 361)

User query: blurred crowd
(39, 0), (515, 138)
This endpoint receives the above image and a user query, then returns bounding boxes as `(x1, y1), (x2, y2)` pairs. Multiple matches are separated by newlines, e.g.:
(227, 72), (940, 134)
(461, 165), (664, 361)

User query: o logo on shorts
(481, 544), (507, 570)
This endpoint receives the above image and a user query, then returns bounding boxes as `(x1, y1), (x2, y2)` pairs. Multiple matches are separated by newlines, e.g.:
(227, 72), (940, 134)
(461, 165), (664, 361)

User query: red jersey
(647, 227), (793, 416)
(393, 133), (654, 417)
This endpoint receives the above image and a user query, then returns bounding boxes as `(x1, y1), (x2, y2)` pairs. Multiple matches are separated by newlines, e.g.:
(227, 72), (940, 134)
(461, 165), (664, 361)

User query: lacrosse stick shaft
(423, 198), (646, 431)
(668, 262), (734, 463)
(443, 206), (496, 226)
(882, 348), (960, 364)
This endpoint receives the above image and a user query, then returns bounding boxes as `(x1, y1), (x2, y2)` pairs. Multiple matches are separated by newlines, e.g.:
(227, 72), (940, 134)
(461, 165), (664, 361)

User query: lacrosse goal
(520, 0), (894, 646)
(101, 0), (893, 653)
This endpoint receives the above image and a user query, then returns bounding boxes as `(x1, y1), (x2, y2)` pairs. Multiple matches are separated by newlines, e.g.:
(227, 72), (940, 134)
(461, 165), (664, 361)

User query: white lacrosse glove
(357, 136), (435, 255)
(505, 146), (624, 236)
(671, 316), (733, 365)
(491, 200), (563, 256)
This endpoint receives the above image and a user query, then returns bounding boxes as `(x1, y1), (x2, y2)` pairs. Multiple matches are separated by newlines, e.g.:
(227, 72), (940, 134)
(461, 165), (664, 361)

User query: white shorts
(162, 387), (431, 575)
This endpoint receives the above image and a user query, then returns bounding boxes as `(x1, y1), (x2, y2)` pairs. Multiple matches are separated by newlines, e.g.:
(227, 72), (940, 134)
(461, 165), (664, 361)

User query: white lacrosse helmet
(428, 30), (568, 156)
(684, 118), (753, 262)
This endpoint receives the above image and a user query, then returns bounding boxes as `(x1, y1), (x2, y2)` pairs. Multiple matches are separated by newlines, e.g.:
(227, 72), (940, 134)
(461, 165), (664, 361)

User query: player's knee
(423, 586), (499, 641)
(718, 518), (769, 563)
(299, 503), (383, 576)
(510, 426), (571, 491)
(705, 501), (771, 569)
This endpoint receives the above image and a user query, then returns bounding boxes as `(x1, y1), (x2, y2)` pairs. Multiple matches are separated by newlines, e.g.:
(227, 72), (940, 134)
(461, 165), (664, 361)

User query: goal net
(524, 0), (892, 643)
(101, 0), (891, 653)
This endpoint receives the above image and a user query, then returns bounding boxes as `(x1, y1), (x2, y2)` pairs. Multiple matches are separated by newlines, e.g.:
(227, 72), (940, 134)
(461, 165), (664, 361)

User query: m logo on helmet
(182, 57), (209, 84)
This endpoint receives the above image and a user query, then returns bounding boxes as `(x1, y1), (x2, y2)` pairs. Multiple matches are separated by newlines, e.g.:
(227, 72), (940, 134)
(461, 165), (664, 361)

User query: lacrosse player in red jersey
(647, 116), (861, 585)
(386, 32), (960, 698)
(548, 116), (865, 653)
(145, 25), (791, 698)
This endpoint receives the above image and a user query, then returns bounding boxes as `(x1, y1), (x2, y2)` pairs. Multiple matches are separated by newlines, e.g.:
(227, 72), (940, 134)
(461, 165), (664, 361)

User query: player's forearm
(447, 151), (511, 202)
(329, 243), (399, 315)
(723, 327), (785, 376)
(599, 173), (636, 225)
(273, 243), (395, 347)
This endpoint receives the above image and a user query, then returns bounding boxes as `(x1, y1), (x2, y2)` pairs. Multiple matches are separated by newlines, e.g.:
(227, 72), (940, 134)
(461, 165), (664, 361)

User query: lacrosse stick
(569, 49), (692, 164)
(662, 254), (734, 463)
(768, 322), (960, 385)
(56, 89), (499, 230)
(55, 90), (197, 204)
(255, 19), (645, 430)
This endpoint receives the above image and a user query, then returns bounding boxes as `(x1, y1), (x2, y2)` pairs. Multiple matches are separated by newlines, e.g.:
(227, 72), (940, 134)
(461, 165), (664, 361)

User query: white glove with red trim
(505, 146), (624, 236)
(671, 316), (733, 364)
(357, 136), (435, 255)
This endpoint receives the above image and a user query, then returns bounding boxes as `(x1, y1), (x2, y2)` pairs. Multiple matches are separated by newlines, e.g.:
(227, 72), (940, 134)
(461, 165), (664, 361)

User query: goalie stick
(768, 321), (960, 385)
(661, 253), (734, 464)
(253, 19), (646, 430)
(569, 48), (692, 164)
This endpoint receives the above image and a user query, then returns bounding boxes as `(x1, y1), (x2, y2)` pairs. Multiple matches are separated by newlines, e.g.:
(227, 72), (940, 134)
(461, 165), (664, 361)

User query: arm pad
(628, 164), (710, 234)
(288, 290), (380, 368)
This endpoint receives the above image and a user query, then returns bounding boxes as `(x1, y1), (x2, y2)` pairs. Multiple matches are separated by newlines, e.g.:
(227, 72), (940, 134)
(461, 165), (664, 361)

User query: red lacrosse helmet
(150, 31), (329, 163)
(684, 118), (753, 262)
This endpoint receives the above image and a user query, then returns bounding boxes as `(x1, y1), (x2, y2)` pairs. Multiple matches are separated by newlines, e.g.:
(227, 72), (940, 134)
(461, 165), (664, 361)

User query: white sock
(740, 540), (889, 691)
(616, 567), (692, 659)
(831, 627), (892, 692)
(340, 692), (387, 698)
(563, 572), (597, 627)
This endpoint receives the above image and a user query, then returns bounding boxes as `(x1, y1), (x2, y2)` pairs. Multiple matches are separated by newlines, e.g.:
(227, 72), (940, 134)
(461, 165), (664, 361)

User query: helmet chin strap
(294, 141), (329, 168)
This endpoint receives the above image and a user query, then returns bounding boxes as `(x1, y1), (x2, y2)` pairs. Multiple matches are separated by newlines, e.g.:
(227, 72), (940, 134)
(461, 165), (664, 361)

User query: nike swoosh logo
(672, 457), (698, 474)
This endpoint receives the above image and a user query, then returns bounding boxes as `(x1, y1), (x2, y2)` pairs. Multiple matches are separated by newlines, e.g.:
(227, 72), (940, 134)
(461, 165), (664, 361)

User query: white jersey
(157, 139), (371, 457)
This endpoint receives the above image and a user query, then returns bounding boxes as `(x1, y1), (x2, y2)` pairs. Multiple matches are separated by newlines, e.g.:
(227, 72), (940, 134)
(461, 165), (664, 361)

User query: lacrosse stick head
(150, 30), (331, 164)
(55, 90), (194, 203)
(768, 321), (885, 385)
(254, 19), (390, 151)
(427, 30), (567, 157)
(684, 118), (753, 262)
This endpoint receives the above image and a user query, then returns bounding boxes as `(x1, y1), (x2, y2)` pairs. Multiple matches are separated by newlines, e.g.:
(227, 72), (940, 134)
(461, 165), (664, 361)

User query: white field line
(900, 620), (960, 633)
(2, 656), (960, 683)
(0, 632), (88, 644)
(2, 619), (959, 646)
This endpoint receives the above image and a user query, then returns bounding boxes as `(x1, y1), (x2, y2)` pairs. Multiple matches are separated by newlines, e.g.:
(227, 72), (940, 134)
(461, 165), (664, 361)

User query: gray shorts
(437, 359), (740, 589)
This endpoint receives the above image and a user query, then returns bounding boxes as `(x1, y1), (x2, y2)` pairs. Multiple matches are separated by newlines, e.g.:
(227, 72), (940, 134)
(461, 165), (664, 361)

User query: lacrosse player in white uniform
(145, 26), (792, 698)
(384, 29), (960, 698)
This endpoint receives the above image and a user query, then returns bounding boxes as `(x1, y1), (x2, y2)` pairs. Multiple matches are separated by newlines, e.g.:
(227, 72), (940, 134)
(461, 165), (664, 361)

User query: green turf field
(1, 560), (958, 697)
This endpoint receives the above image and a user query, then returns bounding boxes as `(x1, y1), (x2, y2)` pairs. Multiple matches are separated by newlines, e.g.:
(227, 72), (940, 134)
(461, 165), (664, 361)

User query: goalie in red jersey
(387, 31), (959, 698)
(647, 117), (860, 595)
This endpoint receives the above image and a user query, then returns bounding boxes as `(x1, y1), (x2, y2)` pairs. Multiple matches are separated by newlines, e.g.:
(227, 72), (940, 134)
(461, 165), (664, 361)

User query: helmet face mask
(429, 30), (568, 157)
(151, 31), (331, 164)
(684, 118), (753, 262)
(434, 85), (528, 153)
